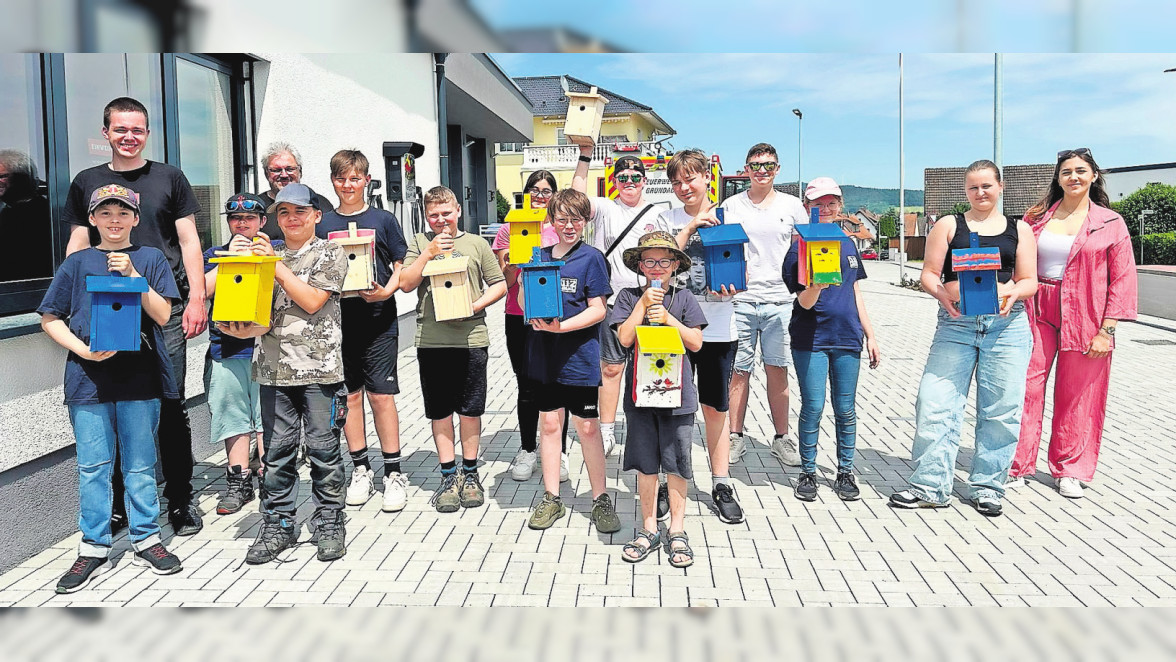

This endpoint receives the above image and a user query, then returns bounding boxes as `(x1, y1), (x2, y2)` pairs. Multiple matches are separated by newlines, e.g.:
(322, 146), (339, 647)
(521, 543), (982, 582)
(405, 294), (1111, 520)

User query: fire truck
(599, 154), (724, 209)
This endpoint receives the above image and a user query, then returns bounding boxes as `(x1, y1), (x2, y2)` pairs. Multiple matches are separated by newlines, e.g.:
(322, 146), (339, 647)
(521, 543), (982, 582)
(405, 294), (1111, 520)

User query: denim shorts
(733, 300), (793, 372)
(203, 356), (262, 444)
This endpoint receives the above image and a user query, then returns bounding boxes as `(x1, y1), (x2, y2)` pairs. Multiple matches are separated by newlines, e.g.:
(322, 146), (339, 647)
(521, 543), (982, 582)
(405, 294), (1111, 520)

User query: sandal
(621, 529), (661, 563)
(666, 531), (694, 569)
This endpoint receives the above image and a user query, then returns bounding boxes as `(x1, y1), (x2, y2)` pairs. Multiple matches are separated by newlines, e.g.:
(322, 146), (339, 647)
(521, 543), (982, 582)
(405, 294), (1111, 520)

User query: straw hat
(622, 231), (691, 276)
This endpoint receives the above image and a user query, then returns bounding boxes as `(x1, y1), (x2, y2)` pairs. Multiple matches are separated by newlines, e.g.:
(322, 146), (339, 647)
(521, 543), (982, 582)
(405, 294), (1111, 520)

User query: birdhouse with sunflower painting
(86, 275), (148, 351)
(952, 232), (1001, 316)
(632, 325), (686, 409)
(505, 195), (546, 264)
(327, 221), (376, 297)
(422, 254), (473, 321)
(794, 210), (847, 286)
(208, 253), (283, 326)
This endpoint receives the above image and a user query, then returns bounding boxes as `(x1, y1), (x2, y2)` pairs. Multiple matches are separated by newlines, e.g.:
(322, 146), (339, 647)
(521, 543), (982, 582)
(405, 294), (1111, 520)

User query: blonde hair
(424, 186), (458, 209)
(667, 149), (709, 182)
(545, 189), (591, 223)
(329, 149), (369, 178)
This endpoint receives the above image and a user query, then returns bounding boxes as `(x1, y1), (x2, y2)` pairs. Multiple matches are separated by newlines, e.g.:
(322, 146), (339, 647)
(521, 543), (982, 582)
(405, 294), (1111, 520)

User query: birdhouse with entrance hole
(422, 254), (473, 321)
(563, 85), (609, 147)
(794, 209), (847, 286)
(209, 253), (282, 326)
(327, 222), (376, 297)
(86, 274), (148, 352)
(518, 246), (565, 321)
(696, 208), (749, 292)
(505, 194), (546, 264)
(952, 232), (1001, 316)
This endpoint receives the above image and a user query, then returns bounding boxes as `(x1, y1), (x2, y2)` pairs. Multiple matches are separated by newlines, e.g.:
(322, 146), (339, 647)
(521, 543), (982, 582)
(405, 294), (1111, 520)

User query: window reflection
(63, 54), (164, 178)
(176, 58), (235, 248)
(0, 54), (52, 283)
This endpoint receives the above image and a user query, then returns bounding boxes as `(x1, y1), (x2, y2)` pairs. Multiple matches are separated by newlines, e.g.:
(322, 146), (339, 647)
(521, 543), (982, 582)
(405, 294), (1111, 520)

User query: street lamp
(792, 108), (802, 199)
(1141, 209), (1156, 264)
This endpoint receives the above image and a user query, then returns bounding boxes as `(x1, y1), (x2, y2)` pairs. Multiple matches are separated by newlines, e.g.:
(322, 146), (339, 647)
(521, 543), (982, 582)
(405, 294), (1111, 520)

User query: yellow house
(494, 75), (676, 210)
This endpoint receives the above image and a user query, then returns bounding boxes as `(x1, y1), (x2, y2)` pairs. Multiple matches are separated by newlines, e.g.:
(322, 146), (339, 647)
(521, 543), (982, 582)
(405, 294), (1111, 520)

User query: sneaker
(217, 465), (255, 515)
(527, 491), (566, 530)
(560, 453), (570, 483)
(889, 490), (952, 509)
(131, 543), (183, 575)
(590, 492), (622, 533)
(1005, 475), (1027, 489)
(345, 465), (376, 506)
(833, 472), (861, 501)
(601, 428), (617, 457)
(974, 496), (1003, 517)
(245, 512), (299, 565)
(381, 472), (409, 512)
(729, 433), (747, 464)
(770, 435), (802, 467)
(168, 502), (203, 537)
(430, 472), (462, 513)
(794, 472), (819, 501)
(110, 508), (128, 535)
(55, 556), (109, 594)
(459, 470), (486, 508)
(656, 481), (670, 521)
(509, 450), (538, 481)
(312, 510), (347, 561)
(711, 483), (745, 524)
(1057, 476), (1084, 499)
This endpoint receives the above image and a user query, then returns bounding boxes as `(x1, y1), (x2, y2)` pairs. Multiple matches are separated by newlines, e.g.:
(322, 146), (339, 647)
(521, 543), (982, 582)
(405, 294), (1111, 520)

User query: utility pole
(792, 108), (803, 198)
(995, 53), (1003, 214)
(898, 53), (906, 284)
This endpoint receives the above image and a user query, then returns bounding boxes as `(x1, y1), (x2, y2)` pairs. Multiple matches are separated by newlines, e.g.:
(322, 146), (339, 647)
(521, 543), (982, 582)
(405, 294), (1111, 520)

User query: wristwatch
(578, 154), (592, 163)
(1100, 325), (1116, 336)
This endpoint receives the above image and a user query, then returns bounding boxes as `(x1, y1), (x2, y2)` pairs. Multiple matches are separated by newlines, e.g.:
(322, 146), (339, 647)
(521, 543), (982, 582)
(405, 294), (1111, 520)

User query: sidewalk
(3, 261), (1175, 606)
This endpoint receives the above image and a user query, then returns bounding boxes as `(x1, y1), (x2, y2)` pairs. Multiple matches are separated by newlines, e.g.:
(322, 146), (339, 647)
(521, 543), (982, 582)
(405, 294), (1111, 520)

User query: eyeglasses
(747, 162), (779, 172)
(1057, 148), (1091, 160)
(639, 258), (677, 268)
(226, 198), (265, 212)
(615, 174), (644, 183)
(527, 187), (554, 198)
(551, 216), (586, 226)
(267, 166), (301, 175)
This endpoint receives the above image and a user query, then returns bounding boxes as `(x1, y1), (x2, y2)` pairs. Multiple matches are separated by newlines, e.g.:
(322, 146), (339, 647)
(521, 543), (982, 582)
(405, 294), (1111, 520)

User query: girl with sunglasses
(1007, 149), (1137, 499)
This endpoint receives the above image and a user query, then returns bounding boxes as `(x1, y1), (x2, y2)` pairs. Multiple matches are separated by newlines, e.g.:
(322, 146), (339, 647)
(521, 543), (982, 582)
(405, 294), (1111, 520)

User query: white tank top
(1037, 227), (1076, 279)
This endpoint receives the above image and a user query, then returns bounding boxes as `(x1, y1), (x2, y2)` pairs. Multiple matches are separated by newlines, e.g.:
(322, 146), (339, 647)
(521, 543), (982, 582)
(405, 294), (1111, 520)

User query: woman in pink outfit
(1008, 148), (1138, 498)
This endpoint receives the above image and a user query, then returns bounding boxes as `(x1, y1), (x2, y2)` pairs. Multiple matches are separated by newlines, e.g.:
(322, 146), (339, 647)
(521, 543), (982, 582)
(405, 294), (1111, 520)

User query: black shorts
(535, 383), (600, 419)
(688, 340), (737, 412)
(417, 347), (489, 420)
(622, 411), (695, 480)
(341, 300), (400, 395)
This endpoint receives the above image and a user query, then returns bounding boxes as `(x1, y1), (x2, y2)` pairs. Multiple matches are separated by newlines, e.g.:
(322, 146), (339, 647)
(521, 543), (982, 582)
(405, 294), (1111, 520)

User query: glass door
(174, 55), (236, 249)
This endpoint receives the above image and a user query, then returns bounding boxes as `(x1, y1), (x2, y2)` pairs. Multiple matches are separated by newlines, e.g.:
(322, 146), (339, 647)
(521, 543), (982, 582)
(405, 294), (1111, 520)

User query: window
(63, 54), (165, 177)
(175, 56), (236, 248)
(556, 129), (568, 146)
(0, 55), (52, 292)
(497, 142), (529, 153)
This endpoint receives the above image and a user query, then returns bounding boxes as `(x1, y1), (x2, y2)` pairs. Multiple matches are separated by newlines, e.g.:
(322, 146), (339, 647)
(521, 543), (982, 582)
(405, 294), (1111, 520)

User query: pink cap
(804, 176), (842, 201)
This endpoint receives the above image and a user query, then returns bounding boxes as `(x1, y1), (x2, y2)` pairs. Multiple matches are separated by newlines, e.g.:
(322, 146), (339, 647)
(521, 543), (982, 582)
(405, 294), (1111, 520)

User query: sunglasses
(1057, 147), (1091, 160)
(527, 187), (554, 198)
(747, 162), (779, 172)
(226, 198), (265, 212)
(639, 258), (677, 268)
(615, 174), (644, 183)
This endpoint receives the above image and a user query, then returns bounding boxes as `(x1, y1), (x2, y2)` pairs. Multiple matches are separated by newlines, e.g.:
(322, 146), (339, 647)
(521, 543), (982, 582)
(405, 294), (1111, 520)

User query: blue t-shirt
(782, 237), (868, 352)
(37, 245), (180, 404)
(203, 240), (284, 361)
(317, 206), (408, 334)
(525, 242), (612, 387)
(611, 285), (708, 416)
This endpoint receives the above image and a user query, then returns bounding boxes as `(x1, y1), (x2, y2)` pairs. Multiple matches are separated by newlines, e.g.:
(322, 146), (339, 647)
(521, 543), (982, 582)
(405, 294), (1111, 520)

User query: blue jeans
(792, 348), (861, 475)
(908, 305), (1032, 503)
(68, 399), (163, 557)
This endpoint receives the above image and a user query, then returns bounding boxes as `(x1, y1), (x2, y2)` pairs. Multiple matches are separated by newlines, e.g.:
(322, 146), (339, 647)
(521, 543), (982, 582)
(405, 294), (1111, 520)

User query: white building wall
(1103, 167), (1176, 202)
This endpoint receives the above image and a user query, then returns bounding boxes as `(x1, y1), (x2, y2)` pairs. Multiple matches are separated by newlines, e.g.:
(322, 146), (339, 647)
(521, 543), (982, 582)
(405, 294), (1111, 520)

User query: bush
(495, 190), (511, 223)
(949, 201), (971, 216)
(1115, 182), (1176, 236)
(1131, 232), (1176, 265)
(878, 208), (898, 238)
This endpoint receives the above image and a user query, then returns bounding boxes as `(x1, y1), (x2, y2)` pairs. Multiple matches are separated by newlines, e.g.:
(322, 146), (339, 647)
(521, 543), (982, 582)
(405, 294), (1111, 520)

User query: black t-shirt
(258, 187), (334, 241)
(317, 206), (408, 335)
(63, 161), (201, 293)
(942, 215), (1019, 283)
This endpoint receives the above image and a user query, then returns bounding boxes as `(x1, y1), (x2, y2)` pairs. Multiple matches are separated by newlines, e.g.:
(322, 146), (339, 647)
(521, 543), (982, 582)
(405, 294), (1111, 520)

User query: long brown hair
(1025, 149), (1111, 221)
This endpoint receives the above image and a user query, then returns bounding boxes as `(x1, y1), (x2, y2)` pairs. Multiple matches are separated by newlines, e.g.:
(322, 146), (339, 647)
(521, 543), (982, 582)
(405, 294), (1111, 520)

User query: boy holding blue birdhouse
(39, 184), (184, 593)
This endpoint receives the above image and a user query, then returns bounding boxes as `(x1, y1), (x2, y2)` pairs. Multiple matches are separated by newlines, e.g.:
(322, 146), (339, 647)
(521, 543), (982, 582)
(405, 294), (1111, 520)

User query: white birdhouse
(563, 85), (609, 147)
(632, 325), (686, 409)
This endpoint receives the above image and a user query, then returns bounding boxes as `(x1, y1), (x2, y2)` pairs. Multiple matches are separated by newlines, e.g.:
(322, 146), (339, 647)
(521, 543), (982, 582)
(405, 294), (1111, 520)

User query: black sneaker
(132, 543), (183, 575)
(245, 512), (299, 565)
(110, 508), (128, 535)
(656, 481), (670, 522)
(833, 472), (861, 501)
(55, 556), (109, 594)
(217, 465), (256, 515)
(889, 490), (952, 509)
(711, 483), (745, 524)
(169, 502), (204, 537)
(311, 510), (347, 562)
(794, 472), (819, 501)
(974, 496), (1003, 517)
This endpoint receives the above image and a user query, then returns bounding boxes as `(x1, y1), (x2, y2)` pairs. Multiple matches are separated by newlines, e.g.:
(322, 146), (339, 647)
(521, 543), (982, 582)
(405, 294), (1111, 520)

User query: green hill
(841, 185), (924, 214)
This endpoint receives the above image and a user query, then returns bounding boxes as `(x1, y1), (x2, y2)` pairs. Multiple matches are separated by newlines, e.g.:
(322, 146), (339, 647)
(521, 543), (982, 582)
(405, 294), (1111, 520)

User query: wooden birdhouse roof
(422, 255), (470, 276)
(696, 223), (749, 246)
(794, 224), (848, 241)
(86, 275), (149, 293)
(635, 326), (685, 354)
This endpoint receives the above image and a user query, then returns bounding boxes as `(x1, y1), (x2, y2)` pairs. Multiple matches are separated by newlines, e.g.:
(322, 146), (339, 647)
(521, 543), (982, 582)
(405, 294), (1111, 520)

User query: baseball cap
(614, 156), (645, 176)
(88, 184), (140, 213)
(804, 177), (843, 201)
(221, 192), (268, 215)
(267, 182), (319, 213)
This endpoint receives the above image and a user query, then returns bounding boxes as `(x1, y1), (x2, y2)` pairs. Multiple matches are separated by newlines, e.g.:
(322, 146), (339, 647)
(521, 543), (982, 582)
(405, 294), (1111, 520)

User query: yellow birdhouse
(632, 325), (686, 409)
(504, 195), (546, 264)
(563, 85), (609, 147)
(327, 221), (376, 297)
(422, 254), (473, 322)
(209, 254), (282, 326)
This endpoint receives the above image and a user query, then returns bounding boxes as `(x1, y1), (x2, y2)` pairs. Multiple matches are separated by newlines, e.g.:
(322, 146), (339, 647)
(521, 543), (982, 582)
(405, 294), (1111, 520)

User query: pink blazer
(1026, 201), (1138, 352)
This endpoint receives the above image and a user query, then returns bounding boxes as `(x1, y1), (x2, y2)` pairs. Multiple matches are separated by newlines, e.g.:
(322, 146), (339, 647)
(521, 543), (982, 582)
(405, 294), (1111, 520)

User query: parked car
(861, 248), (879, 260)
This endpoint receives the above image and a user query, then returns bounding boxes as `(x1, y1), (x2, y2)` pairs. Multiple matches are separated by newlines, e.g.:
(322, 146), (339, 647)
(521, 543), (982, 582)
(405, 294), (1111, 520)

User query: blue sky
(491, 53), (1176, 190)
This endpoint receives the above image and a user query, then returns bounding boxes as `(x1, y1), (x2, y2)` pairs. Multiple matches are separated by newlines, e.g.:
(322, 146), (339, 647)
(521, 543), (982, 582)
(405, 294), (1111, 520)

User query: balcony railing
(520, 142), (661, 170)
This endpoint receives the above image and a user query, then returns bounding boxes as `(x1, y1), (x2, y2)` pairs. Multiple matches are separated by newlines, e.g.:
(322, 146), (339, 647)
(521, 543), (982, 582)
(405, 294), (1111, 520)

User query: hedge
(1131, 232), (1176, 265)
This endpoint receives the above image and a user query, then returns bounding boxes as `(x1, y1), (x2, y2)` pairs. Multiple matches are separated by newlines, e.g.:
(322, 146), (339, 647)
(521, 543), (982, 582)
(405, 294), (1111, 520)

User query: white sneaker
(770, 435), (802, 467)
(729, 433), (747, 465)
(1005, 475), (1027, 489)
(601, 428), (617, 457)
(1057, 476), (1084, 499)
(382, 472), (409, 512)
(509, 450), (538, 481)
(560, 453), (570, 483)
(346, 465), (375, 506)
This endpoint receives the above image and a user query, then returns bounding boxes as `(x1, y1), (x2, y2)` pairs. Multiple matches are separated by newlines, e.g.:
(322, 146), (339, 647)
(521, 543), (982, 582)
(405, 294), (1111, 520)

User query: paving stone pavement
(4, 260), (1175, 607)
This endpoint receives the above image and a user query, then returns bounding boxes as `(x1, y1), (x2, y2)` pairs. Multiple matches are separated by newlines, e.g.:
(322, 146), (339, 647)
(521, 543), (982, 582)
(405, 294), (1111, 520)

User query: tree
(878, 207), (898, 238)
(949, 201), (971, 216)
(495, 190), (511, 223)
(1115, 182), (1176, 236)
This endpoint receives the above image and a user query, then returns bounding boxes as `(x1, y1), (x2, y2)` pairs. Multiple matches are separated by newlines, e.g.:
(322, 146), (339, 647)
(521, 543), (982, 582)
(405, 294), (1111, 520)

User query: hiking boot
(132, 543), (183, 575)
(889, 490), (952, 509)
(345, 465), (376, 506)
(794, 472), (819, 501)
(168, 502), (203, 537)
(217, 465), (255, 515)
(312, 510), (347, 561)
(382, 472), (409, 512)
(591, 492), (622, 534)
(431, 472), (462, 513)
(656, 481), (670, 521)
(833, 472), (861, 501)
(56, 556), (109, 594)
(770, 434), (802, 467)
(711, 483), (745, 524)
(245, 512), (299, 565)
(509, 450), (537, 481)
(460, 470), (486, 508)
(974, 496), (1003, 517)
(527, 491), (566, 530)
(729, 433), (747, 464)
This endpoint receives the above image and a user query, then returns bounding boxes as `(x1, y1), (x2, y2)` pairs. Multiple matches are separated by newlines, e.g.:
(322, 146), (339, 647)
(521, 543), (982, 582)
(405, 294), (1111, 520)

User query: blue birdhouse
(86, 275), (149, 351)
(518, 246), (565, 321)
(951, 232), (1001, 316)
(696, 208), (749, 292)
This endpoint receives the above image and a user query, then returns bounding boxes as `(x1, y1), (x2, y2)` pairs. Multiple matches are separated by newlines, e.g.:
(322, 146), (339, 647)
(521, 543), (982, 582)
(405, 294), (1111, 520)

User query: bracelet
(578, 154), (592, 163)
